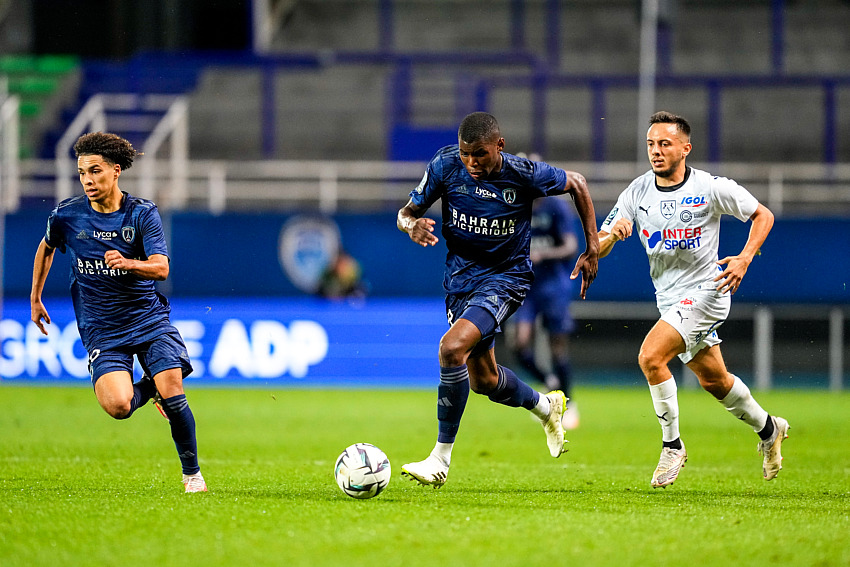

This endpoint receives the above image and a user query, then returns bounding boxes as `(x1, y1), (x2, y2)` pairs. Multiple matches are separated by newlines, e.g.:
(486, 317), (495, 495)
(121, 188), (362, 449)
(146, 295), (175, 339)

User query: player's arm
(104, 251), (170, 281)
(397, 198), (439, 247)
(597, 218), (634, 258)
(714, 203), (774, 294)
(563, 171), (599, 299)
(31, 238), (56, 335)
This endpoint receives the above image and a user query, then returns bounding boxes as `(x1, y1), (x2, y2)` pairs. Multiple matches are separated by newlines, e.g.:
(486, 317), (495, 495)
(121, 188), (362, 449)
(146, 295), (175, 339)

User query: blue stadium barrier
(0, 297), (446, 386)
(4, 211), (849, 303)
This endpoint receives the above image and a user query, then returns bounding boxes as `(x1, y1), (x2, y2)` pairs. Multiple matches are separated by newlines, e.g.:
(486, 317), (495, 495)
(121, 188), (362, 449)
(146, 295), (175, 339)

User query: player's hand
(408, 217), (439, 247)
(31, 301), (51, 336)
(104, 249), (132, 270)
(571, 248), (599, 300)
(714, 255), (750, 295)
(610, 218), (633, 241)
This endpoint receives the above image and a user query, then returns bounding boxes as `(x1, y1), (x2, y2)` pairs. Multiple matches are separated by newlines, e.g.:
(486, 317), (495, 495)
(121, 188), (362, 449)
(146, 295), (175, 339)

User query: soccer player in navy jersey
(397, 112), (599, 487)
(30, 132), (207, 493)
(511, 193), (582, 430)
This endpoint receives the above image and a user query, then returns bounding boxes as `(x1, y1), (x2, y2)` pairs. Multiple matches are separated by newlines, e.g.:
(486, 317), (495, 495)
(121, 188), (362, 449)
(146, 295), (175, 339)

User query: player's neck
(89, 188), (124, 214)
(655, 164), (688, 187)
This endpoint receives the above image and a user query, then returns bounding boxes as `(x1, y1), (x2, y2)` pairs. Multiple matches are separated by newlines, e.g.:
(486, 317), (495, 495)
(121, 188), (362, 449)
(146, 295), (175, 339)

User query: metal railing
(4, 157), (850, 216)
(569, 302), (845, 391)
(54, 93), (188, 204)
(0, 94), (19, 212)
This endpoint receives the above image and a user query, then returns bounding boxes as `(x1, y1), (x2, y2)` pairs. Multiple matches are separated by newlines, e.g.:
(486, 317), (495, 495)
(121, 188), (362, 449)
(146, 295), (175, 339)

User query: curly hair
(458, 112), (501, 144)
(74, 132), (142, 170)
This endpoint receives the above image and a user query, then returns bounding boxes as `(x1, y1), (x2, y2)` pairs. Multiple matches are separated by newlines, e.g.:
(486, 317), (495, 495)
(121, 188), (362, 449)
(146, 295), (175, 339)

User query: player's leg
(549, 332), (579, 429)
(687, 346), (790, 480)
(143, 328), (206, 493)
(543, 297), (578, 428)
(90, 350), (155, 419)
(465, 305), (568, 458)
(401, 310), (480, 487)
(511, 300), (548, 384)
(638, 320), (688, 487)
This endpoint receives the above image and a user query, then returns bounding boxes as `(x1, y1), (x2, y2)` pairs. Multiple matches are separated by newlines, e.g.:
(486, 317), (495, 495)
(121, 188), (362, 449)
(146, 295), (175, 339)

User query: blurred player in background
(30, 132), (207, 493)
(598, 111), (789, 488)
(396, 112), (599, 488)
(511, 189), (581, 430)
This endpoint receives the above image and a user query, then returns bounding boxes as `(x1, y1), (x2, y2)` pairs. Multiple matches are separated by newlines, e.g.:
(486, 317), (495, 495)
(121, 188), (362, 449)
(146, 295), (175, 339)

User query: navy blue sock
(517, 349), (547, 382)
(553, 360), (573, 398)
(437, 365), (470, 444)
(119, 377), (157, 419)
(160, 394), (200, 475)
(487, 365), (540, 410)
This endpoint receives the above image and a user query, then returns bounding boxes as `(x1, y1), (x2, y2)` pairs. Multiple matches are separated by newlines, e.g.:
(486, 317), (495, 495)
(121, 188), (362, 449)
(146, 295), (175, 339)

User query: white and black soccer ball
(334, 443), (391, 499)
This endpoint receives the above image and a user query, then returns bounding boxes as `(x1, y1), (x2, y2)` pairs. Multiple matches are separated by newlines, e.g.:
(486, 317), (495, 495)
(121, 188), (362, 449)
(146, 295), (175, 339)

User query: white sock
(719, 374), (769, 432)
(649, 377), (680, 443)
(430, 442), (453, 466)
(531, 392), (551, 420)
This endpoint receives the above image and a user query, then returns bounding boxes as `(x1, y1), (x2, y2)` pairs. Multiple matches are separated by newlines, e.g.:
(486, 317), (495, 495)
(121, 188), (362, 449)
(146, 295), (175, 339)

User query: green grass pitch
(1, 385), (848, 566)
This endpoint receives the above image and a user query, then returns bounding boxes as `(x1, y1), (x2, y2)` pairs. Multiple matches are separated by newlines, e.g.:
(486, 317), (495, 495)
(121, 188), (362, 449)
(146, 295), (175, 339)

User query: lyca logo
(475, 187), (498, 199)
(92, 230), (118, 240)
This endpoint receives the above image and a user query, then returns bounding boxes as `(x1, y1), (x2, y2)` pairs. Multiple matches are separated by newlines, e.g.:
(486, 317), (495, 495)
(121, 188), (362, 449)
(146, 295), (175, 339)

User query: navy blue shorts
(513, 284), (575, 335)
(446, 284), (525, 357)
(87, 326), (193, 385)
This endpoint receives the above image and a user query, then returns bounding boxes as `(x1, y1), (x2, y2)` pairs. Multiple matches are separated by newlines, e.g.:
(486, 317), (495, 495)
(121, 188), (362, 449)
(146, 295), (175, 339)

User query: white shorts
(659, 290), (730, 363)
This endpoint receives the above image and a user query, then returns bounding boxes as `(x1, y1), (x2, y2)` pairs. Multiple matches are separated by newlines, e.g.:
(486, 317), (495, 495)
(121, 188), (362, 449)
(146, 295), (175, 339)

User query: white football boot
(758, 416), (790, 481)
(651, 443), (687, 488)
(401, 455), (449, 488)
(541, 390), (568, 457)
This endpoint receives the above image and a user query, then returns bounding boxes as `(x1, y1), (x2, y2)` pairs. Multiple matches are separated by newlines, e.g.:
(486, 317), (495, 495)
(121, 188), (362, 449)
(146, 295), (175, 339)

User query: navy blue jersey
(529, 195), (578, 293)
(410, 145), (568, 295)
(44, 192), (173, 351)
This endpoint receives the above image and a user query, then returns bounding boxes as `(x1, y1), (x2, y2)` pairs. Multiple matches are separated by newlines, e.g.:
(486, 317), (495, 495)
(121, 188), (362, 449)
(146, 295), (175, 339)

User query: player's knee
(438, 336), (468, 367)
(102, 400), (132, 420)
(637, 348), (664, 375)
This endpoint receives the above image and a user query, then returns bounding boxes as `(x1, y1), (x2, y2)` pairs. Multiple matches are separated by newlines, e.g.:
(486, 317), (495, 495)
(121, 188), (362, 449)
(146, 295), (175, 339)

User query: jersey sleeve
(711, 176), (759, 221)
(139, 205), (170, 259)
(600, 185), (636, 232)
(44, 206), (66, 253)
(409, 149), (447, 209)
(531, 161), (569, 197)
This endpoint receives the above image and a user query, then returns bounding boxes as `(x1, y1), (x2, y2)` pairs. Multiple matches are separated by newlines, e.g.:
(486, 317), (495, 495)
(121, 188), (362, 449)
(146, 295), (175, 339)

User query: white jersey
(601, 167), (758, 309)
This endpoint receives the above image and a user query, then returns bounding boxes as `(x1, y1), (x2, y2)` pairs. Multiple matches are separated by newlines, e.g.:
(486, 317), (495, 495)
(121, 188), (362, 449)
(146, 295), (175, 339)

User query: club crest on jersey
(661, 200), (676, 219)
(122, 226), (135, 243)
(502, 189), (516, 204)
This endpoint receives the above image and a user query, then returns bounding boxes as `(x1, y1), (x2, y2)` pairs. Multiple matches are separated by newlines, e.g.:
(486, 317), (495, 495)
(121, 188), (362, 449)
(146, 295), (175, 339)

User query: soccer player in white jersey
(598, 111), (789, 488)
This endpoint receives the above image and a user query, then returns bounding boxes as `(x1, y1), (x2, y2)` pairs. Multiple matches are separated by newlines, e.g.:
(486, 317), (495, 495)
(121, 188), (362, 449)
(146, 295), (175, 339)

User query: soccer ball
(334, 443), (391, 499)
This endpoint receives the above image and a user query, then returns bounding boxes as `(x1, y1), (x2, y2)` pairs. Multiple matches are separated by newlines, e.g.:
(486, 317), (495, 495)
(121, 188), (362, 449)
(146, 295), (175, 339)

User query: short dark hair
(74, 132), (141, 170)
(458, 112), (501, 144)
(649, 111), (691, 139)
